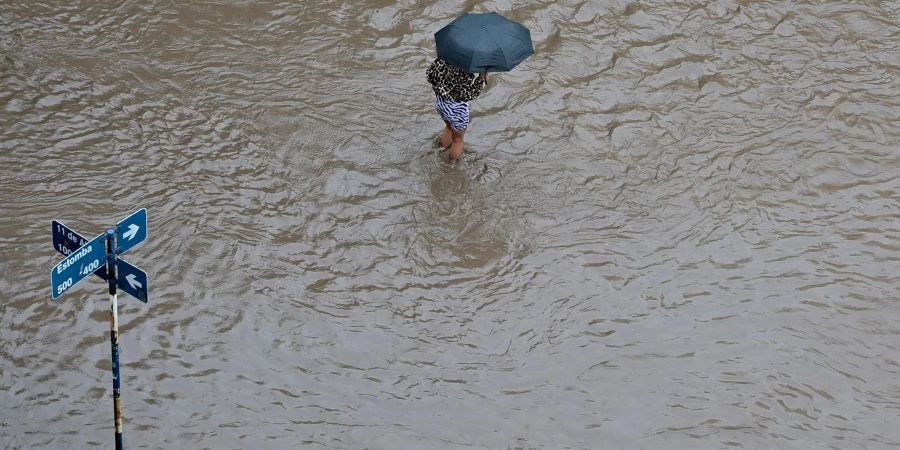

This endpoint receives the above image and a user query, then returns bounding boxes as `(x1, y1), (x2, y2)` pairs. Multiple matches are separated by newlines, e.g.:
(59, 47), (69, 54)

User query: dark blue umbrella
(435, 12), (534, 73)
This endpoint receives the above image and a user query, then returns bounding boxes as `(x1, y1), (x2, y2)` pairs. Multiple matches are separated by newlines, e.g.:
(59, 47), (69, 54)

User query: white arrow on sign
(123, 224), (139, 241)
(125, 273), (142, 290)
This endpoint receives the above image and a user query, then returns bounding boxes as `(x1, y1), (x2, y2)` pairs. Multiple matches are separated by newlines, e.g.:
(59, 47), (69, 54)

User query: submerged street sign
(48, 208), (152, 450)
(53, 220), (108, 280)
(50, 232), (106, 299)
(49, 209), (151, 303)
(116, 208), (147, 255)
(117, 259), (148, 303)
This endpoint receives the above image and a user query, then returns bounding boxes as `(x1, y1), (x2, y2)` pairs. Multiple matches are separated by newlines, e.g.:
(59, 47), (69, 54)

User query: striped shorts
(434, 94), (470, 131)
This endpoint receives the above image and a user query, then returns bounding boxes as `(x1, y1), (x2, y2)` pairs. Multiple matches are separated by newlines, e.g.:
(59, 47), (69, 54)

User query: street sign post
(49, 208), (152, 450)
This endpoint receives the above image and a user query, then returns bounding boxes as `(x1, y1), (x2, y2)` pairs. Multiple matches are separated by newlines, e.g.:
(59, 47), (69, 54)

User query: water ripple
(1, 0), (899, 448)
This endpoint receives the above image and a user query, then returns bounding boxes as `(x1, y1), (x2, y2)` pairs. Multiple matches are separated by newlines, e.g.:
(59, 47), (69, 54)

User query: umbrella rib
(486, 28), (510, 71)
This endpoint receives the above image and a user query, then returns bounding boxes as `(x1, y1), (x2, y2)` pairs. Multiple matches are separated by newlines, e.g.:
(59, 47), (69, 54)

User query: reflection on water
(1, 1), (899, 448)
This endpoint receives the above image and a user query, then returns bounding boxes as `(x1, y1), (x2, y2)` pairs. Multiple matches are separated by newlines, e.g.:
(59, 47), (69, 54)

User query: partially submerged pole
(105, 229), (124, 450)
(51, 209), (150, 448)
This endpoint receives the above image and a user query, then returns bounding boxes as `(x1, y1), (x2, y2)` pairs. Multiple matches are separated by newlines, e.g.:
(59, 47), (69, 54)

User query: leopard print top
(426, 58), (485, 103)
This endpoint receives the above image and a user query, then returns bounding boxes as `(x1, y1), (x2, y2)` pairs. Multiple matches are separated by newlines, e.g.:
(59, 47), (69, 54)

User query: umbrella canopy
(435, 12), (534, 73)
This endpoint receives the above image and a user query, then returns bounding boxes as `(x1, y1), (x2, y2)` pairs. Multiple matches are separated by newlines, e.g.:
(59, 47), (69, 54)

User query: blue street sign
(116, 259), (148, 303)
(52, 220), (108, 280)
(50, 233), (107, 299)
(116, 208), (147, 255)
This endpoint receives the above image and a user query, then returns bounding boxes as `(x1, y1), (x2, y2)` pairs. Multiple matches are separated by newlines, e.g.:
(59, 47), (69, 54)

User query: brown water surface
(1, 1), (899, 448)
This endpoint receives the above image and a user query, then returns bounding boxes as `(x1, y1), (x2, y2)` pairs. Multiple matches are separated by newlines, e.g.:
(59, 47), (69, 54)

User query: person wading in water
(427, 57), (487, 160)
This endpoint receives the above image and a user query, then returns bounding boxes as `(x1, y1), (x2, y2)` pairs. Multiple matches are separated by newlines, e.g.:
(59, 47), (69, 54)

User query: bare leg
(449, 128), (466, 160)
(440, 122), (452, 149)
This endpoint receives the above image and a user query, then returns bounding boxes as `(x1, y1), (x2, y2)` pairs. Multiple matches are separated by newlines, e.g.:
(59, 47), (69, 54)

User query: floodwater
(1, 1), (899, 448)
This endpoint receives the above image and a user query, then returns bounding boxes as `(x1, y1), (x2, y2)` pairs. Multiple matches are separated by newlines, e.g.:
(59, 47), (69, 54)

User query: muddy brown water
(2, 1), (899, 449)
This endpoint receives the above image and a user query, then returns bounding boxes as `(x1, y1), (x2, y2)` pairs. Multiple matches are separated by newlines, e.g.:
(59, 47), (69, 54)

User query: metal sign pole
(105, 229), (124, 450)
(51, 209), (149, 448)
